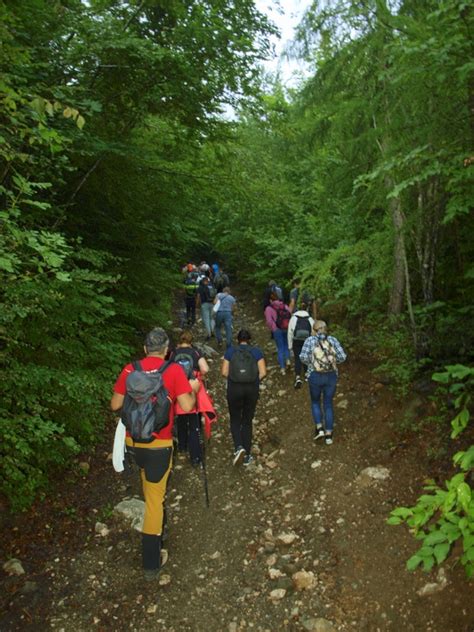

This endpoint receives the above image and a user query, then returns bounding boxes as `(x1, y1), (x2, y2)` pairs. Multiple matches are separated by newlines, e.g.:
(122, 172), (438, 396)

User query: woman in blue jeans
(264, 293), (291, 375)
(299, 320), (347, 445)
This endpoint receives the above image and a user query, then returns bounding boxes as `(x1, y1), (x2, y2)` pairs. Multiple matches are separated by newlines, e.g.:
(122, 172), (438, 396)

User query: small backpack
(294, 315), (312, 340)
(207, 284), (217, 299)
(312, 338), (337, 373)
(229, 347), (259, 383)
(173, 348), (196, 379)
(274, 303), (291, 330)
(122, 361), (172, 442)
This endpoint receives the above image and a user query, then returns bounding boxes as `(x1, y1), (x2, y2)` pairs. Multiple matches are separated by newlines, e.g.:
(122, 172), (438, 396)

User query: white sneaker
(325, 434), (333, 445)
(280, 368), (286, 376)
(314, 428), (325, 441)
(233, 447), (246, 466)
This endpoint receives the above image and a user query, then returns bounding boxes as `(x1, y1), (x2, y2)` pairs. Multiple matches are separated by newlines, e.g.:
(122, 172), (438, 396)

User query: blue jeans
(273, 328), (290, 369)
(200, 302), (214, 337)
(215, 310), (233, 347)
(308, 371), (338, 432)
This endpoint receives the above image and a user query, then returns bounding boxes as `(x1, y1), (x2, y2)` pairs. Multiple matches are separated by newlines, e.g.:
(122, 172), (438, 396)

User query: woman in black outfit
(221, 329), (266, 466)
(170, 330), (209, 465)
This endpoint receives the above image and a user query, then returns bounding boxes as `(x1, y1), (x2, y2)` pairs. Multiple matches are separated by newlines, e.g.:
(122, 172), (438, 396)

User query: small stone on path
(276, 532), (298, 546)
(159, 574), (171, 586)
(355, 466), (390, 487)
(292, 570), (316, 591)
(301, 618), (337, 632)
(269, 588), (286, 601)
(95, 522), (110, 537)
(3, 559), (25, 576)
(417, 568), (448, 596)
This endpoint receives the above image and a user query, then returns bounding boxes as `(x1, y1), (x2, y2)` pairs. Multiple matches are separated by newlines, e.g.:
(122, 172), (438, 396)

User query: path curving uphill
(1, 292), (473, 631)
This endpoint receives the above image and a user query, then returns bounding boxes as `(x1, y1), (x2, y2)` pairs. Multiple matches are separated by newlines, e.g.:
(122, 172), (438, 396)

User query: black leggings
(176, 413), (202, 462)
(292, 340), (306, 377)
(226, 381), (259, 453)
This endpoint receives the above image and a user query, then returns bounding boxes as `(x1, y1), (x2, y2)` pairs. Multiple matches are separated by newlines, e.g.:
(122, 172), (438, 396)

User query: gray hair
(145, 327), (169, 353)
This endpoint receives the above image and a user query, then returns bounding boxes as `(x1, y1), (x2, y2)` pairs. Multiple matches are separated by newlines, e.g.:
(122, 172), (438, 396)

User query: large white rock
(114, 498), (145, 532)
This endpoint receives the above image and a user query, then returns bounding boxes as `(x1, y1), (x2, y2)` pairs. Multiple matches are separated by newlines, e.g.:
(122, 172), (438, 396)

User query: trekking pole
(197, 415), (210, 508)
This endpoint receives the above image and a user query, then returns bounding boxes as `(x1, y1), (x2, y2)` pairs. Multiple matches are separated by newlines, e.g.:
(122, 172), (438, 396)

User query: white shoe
(233, 447), (246, 466)
(325, 434), (333, 445)
(314, 428), (325, 441)
(280, 368), (286, 376)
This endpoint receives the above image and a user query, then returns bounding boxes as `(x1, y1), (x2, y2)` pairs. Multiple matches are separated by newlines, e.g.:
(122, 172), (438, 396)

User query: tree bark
(388, 189), (406, 315)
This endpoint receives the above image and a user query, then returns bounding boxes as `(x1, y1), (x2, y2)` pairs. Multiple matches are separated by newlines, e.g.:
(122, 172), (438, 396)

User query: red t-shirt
(113, 356), (192, 440)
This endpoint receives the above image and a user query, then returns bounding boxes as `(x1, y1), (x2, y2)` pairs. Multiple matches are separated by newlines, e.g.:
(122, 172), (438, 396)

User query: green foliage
(389, 364), (474, 577)
(360, 315), (421, 395)
(0, 0), (275, 511)
(432, 365), (474, 438)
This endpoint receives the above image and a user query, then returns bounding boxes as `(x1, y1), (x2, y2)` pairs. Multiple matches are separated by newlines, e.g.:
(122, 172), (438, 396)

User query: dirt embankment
(1, 293), (473, 632)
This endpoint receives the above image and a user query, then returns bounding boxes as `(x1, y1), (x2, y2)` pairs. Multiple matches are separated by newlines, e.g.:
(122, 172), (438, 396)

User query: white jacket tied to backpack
(287, 310), (315, 348)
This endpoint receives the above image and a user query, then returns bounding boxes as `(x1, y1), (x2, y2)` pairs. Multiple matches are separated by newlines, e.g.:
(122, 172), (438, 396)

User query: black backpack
(229, 347), (259, 383)
(121, 361), (172, 442)
(294, 315), (312, 340)
(173, 348), (195, 379)
(214, 272), (229, 292)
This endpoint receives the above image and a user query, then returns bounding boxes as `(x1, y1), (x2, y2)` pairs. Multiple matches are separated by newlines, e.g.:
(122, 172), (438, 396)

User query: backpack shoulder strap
(158, 360), (172, 375)
(132, 360), (142, 371)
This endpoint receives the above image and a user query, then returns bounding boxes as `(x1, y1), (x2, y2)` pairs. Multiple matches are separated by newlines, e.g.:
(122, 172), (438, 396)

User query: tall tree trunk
(387, 188), (406, 315)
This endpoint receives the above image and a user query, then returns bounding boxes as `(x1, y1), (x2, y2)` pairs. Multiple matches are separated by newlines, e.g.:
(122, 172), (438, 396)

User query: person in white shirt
(287, 301), (314, 389)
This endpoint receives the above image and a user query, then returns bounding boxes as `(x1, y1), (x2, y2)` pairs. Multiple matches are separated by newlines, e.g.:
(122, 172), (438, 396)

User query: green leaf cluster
(388, 364), (474, 577)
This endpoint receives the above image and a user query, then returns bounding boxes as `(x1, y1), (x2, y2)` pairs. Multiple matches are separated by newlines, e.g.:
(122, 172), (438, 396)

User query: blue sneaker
(243, 454), (254, 467)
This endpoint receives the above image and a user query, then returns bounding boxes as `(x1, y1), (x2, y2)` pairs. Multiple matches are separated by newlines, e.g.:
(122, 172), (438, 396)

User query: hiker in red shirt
(111, 327), (200, 581)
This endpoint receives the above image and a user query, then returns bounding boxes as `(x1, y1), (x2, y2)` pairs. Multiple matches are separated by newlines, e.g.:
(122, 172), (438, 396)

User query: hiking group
(110, 263), (346, 580)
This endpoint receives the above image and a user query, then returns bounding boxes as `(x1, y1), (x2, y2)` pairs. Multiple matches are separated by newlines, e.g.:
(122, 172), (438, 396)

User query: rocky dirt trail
(1, 293), (474, 632)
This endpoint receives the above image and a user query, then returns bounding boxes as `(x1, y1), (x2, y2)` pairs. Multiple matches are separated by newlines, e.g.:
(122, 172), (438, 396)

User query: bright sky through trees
(255, 0), (312, 86)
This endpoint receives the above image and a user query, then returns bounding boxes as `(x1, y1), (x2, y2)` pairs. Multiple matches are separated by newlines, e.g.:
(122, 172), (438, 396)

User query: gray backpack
(294, 315), (312, 340)
(122, 361), (171, 442)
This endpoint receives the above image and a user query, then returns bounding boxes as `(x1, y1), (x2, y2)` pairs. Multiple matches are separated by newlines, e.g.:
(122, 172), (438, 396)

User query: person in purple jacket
(264, 292), (292, 375)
